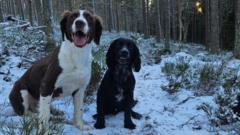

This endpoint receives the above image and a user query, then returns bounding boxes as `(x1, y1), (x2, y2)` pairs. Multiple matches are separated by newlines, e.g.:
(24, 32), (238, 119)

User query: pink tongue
(73, 35), (88, 47)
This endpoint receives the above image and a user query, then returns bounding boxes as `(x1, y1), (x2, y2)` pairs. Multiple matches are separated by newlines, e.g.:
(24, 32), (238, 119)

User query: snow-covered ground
(0, 23), (239, 135)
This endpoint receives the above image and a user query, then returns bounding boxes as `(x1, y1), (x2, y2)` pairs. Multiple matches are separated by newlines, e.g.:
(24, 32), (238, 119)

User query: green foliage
(175, 61), (189, 77)
(162, 62), (175, 76)
(162, 59), (190, 94)
(199, 64), (220, 83)
(222, 69), (240, 92)
(207, 92), (240, 125)
(0, 56), (5, 67)
(3, 46), (9, 56)
(197, 64), (223, 95)
(0, 22), (46, 58)
(0, 114), (64, 135)
(85, 47), (107, 101)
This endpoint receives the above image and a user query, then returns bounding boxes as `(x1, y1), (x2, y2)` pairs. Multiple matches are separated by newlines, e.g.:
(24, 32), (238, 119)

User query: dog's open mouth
(71, 31), (89, 48)
(120, 56), (128, 60)
(119, 56), (129, 64)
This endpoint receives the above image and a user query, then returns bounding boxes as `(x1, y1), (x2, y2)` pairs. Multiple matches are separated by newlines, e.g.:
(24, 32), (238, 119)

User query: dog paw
(94, 122), (105, 129)
(124, 123), (136, 129)
(74, 121), (92, 131)
(92, 114), (97, 120)
(132, 112), (142, 120)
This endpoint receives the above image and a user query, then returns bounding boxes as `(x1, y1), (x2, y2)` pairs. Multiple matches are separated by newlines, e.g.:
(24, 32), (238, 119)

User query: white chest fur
(116, 87), (124, 101)
(54, 40), (93, 97)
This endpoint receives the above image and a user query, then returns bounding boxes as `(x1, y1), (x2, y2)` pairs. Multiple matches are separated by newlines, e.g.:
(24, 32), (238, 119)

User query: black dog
(94, 38), (142, 129)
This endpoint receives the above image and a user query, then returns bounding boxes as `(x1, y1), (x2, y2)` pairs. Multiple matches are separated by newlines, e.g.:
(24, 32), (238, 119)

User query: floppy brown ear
(94, 16), (103, 45)
(60, 11), (71, 41)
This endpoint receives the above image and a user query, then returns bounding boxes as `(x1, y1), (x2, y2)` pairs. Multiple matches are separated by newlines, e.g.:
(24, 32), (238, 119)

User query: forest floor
(0, 22), (239, 135)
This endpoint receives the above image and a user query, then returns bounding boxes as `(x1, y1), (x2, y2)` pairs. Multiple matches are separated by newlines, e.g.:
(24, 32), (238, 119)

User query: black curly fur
(94, 38), (142, 129)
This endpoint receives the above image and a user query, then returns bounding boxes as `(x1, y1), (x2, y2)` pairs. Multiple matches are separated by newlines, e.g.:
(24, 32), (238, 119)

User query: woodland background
(0, 0), (239, 56)
(1, 1), (240, 134)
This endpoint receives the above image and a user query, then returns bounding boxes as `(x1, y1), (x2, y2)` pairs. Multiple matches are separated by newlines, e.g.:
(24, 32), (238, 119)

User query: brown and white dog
(9, 9), (102, 130)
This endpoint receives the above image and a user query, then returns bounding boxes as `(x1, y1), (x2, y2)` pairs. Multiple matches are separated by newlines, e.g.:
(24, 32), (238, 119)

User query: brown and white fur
(9, 9), (103, 130)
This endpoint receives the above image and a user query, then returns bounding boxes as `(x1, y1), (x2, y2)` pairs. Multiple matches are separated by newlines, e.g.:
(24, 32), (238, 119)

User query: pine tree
(234, 0), (240, 58)
(42, 0), (56, 50)
(0, 1), (3, 22)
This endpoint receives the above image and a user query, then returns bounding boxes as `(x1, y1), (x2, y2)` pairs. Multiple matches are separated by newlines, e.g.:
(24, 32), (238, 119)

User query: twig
(178, 115), (198, 128)
(177, 96), (195, 105)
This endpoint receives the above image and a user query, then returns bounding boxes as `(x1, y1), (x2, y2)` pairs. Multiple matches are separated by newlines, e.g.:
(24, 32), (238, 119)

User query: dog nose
(121, 50), (129, 57)
(75, 20), (85, 29)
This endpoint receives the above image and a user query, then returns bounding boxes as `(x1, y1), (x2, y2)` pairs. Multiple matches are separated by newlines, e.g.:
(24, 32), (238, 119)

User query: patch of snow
(0, 24), (238, 134)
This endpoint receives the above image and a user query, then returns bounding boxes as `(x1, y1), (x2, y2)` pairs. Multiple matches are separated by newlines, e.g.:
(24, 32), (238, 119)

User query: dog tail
(9, 81), (26, 115)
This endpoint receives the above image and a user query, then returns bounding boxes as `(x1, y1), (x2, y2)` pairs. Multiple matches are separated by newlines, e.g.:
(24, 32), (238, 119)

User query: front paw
(94, 121), (105, 129)
(132, 112), (142, 120)
(92, 114), (97, 120)
(74, 121), (92, 130)
(124, 123), (136, 129)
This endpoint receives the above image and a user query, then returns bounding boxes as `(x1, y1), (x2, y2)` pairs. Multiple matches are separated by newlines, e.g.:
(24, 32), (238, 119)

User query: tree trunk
(15, 0), (20, 16)
(110, 0), (115, 30)
(178, 0), (183, 41)
(234, 0), (240, 58)
(10, 0), (16, 17)
(165, 0), (170, 50)
(156, 0), (163, 42)
(129, 0), (135, 32)
(108, 0), (113, 31)
(146, 0), (150, 36)
(115, 0), (120, 32)
(42, 0), (56, 51)
(104, 0), (109, 31)
(28, 0), (33, 25)
(19, 0), (25, 20)
(205, 0), (210, 48)
(0, 1), (3, 22)
(183, 22), (190, 42)
(171, 0), (177, 41)
(92, 0), (96, 14)
(209, 0), (220, 53)
(124, 5), (127, 31)
(7, 0), (11, 15)
(35, 0), (42, 25)
(64, 0), (72, 10)
(142, 0), (148, 38)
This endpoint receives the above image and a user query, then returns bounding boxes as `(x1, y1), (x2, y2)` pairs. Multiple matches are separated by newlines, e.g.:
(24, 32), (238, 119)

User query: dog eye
(71, 13), (79, 18)
(87, 15), (93, 22)
(128, 44), (133, 49)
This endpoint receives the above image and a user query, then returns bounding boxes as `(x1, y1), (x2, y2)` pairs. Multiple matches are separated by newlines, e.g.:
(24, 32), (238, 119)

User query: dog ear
(60, 11), (71, 41)
(94, 16), (103, 45)
(106, 40), (116, 69)
(131, 41), (141, 72)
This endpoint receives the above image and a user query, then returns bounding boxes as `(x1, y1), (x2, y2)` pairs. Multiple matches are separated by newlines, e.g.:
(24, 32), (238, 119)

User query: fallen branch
(29, 26), (47, 29)
(4, 22), (30, 30)
(6, 16), (28, 23)
(21, 57), (35, 64)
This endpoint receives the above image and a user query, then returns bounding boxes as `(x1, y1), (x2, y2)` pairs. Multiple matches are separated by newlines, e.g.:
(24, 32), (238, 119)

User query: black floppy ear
(94, 16), (103, 45)
(131, 41), (141, 72)
(106, 40), (116, 69)
(60, 11), (71, 41)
